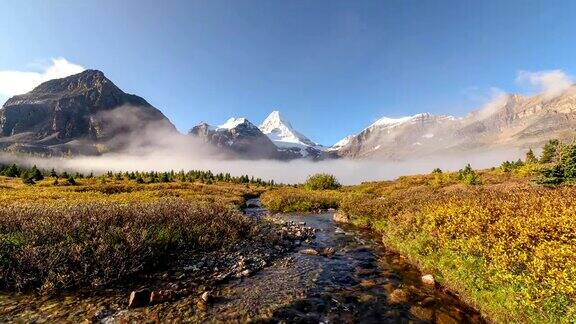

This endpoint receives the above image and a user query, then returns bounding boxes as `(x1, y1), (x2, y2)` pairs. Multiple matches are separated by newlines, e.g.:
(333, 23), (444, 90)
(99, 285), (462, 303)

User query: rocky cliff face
(334, 87), (576, 160)
(189, 118), (280, 159)
(0, 70), (175, 154)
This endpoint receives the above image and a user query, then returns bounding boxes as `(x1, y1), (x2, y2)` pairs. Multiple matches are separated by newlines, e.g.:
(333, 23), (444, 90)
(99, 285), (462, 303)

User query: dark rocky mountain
(0, 70), (176, 155)
(188, 114), (337, 160)
(189, 118), (280, 159)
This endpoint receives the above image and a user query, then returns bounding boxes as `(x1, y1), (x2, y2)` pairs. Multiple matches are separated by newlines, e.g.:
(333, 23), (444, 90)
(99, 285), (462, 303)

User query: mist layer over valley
(0, 149), (523, 185)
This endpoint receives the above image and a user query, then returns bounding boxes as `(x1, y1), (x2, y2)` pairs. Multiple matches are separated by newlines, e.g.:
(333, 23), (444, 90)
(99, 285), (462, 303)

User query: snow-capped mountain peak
(217, 117), (249, 130)
(259, 110), (317, 148)
(368, 113), (432, 129)
(328, 135), (355, 151)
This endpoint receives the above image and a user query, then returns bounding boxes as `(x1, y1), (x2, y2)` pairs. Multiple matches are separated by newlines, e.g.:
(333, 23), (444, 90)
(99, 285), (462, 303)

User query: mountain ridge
(1, 69), (575, 160)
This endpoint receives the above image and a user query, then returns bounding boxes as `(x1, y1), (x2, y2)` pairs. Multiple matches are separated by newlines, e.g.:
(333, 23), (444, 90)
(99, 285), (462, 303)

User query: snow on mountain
(328, 135), (354, 151)
(367, 113), (444, 130)
(215, 117), (261, 131)
(259, 111), (319, 149)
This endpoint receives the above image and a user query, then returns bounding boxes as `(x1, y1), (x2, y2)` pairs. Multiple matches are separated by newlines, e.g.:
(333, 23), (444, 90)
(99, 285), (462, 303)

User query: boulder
(299, 248), (319, 256)
(388, 289), (410, 304)
(128, 289), (151, 308)
(150, 289), (176, 304)
(333, 212), (349, 223)
(200, 291), (211, 303)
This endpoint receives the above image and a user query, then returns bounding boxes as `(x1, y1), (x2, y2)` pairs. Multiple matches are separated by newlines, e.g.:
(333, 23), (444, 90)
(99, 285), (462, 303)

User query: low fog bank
(0, 148), (523, 185)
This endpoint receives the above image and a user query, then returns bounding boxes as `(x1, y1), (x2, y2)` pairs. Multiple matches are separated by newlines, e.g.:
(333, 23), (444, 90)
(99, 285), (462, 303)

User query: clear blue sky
(1, 0), (575, 145)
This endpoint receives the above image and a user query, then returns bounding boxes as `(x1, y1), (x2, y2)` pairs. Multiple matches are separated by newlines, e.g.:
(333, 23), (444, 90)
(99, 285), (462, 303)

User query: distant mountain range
(1, 69), (575, 160)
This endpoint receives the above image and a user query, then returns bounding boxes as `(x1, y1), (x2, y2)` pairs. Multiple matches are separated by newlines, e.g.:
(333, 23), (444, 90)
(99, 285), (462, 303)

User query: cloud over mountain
(516, 69), (573, 100)
(0, 58), (84, 98)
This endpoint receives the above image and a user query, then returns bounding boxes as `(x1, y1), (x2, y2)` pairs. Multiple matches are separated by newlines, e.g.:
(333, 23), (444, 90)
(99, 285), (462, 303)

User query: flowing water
(0, 199), (485, 323)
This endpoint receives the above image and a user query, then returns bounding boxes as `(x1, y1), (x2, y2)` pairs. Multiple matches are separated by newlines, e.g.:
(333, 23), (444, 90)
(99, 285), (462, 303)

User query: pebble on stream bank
(421, 274), (436, 286)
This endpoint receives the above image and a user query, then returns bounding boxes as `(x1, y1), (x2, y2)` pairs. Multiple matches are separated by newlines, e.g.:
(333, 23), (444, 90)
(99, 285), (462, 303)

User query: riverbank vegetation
(261, 140), (576, 323)
(0, 171), (275, 293)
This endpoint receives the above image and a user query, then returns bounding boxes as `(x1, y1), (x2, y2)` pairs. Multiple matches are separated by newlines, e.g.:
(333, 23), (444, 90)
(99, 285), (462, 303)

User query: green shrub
(458, 164), (481, 185)
(303, 173), (341, 190)
(65, 176), (76, 186)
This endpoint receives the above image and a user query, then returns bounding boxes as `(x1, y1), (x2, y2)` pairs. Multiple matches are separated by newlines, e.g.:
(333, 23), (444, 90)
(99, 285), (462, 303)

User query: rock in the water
(128, 289), (151, 308)
(334, 227), (346, 234)
(150, 289), (176, 304)
(200, 291), (211, 303)
(238, 269), (251, 277)
(388, 289), (410, 304)
(410, 306), (433, 321)
(420, 296), (438, 307)
(93, 307), (110, 321)
(421, 274), (436, 286)
(318, 246), (336, 257)
(299, 248), (319, 256)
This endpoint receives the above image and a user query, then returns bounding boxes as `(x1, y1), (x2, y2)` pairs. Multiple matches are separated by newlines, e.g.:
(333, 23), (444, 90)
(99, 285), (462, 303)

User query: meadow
(0, 170), (272, 292)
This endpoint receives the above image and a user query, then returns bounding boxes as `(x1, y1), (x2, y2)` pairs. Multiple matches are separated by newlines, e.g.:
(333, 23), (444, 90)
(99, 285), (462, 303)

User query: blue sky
(1, 0), (575, 145)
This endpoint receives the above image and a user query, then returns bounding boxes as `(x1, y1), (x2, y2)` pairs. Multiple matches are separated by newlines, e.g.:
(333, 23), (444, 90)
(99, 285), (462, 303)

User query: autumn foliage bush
(0, 199), (256, 292)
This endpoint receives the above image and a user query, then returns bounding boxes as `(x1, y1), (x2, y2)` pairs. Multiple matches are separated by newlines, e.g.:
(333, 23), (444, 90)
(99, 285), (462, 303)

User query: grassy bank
(261, 169), (576, 323)
(0, 175), (269, 292)
(261, 187), (341, 212)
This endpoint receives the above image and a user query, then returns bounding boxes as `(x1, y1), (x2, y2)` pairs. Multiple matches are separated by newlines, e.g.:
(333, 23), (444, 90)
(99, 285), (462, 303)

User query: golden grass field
(0, 176), (267, 292)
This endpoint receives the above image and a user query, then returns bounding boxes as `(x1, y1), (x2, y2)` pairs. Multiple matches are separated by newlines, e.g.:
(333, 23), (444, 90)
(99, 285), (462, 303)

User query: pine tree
(540, 139), (560, 163)
(525, 148), (537, 164)
(66, 175), (76, 185)
(30, 165), (44, 181)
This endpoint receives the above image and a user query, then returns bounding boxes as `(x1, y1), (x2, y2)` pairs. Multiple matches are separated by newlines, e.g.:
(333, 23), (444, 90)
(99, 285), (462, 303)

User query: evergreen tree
(160, 172), (170, 183)
(22, 176), (35, 185)
(525, 148), (537, 164)
(560, 144), (576, 180)
(3, 164), (20, 177)
(30, 165), (44, 181)
(66, 175), (76, 185)
(540, 139), (560, 163)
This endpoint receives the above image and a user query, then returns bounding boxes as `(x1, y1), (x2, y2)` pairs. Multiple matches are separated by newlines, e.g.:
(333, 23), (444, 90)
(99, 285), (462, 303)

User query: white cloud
(470, 87), (509, 120)
(516, 69), (573, 100)
(0, 58), (85, 98)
